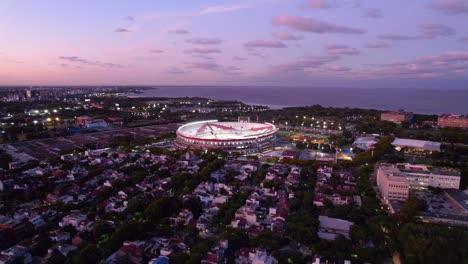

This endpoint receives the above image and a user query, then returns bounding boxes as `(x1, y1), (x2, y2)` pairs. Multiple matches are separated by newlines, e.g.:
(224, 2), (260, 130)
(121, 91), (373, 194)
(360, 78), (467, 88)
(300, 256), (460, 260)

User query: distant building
(352, 135), (378, 150)
(438, 114), (468, 128)
(376, 165), (410, 201)
(238, 116), (251, 123)
(76, 116), (92, 126)
(392, 138), (441, 153)
(317, 216), (353, 240)
(107, 117), (124, 126)
(85, 119), (108, 129)
(381, 111), (413, 124)
(377, 163), (460, 202)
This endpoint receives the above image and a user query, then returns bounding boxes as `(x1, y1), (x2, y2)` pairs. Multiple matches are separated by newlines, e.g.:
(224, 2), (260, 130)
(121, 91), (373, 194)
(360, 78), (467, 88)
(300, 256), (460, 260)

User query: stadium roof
(177, 120), (277, 141)
(391, 138), (441, 151)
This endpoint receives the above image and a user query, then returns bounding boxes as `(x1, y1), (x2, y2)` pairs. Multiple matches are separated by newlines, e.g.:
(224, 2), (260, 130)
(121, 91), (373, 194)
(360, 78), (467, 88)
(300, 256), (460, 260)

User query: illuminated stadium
(175, 120), (278, 154)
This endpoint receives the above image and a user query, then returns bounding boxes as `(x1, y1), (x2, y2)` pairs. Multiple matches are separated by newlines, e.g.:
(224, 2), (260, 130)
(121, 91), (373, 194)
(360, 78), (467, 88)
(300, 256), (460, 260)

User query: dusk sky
(1, 0), (467, 87)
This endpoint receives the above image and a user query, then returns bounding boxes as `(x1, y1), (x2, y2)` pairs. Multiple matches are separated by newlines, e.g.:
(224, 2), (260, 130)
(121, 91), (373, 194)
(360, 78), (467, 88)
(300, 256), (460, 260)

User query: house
(317, 216), (354, 240)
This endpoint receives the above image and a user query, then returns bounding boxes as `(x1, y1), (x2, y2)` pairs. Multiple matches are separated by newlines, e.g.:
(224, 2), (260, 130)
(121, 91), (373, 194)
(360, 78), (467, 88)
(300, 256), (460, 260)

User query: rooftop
(392, 138), (441, 151)
(177, 120), (277, 140)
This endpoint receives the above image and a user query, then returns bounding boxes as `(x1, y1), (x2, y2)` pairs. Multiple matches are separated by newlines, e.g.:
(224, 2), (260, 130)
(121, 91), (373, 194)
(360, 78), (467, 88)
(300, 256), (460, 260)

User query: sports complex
(175, 120), (278, 154)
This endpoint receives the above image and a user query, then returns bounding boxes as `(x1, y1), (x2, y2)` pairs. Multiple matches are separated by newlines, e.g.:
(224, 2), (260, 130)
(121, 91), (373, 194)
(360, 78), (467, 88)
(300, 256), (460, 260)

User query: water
(128, 86), (468, 115)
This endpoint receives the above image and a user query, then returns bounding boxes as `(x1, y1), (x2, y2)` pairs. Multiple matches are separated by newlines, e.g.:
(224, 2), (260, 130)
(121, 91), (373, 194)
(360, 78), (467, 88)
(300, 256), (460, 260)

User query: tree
(220, 227), (249, 251)
(72, 244), (102, 264)
(144, 196), (181, 222)
(398, 223), (468, 264)
(183, 196), (203, 218)
(93, 220), (113, 238)
(396, 196), (427, 224)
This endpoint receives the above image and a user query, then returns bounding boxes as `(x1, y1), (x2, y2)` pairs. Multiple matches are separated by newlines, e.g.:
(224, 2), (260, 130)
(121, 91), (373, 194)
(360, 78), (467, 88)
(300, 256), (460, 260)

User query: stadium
(175, 120), (278, 154)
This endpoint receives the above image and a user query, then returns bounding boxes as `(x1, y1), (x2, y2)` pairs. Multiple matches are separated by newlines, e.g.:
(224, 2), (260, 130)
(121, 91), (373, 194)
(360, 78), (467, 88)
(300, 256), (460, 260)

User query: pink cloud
(363, 8), (382, 18)
(431, 0), (468, 14)
(272, 15), (366, 34)
(245, 40), (287, 48)
(270, 55), (338, 72)
(272, 32), (303, 41)
(58, 56), (124, 68)
(303, 0), (337, 9)
(325, 44), (360, 55)
(186, 38), (223, 45)
(367, 41), (391, 48)
(184, 48), (222, 54)
(375, 50), (468, 77)
(187, 61), (241, 75)
(328, 65), (351, 72)
(377, 34), (425, 41)
(115, 28), (132, 33)
(232, 56), (247, 61)
(420, 22), (456, 38)
(166, 67), (186, 74)
(168, 29), (190, 34)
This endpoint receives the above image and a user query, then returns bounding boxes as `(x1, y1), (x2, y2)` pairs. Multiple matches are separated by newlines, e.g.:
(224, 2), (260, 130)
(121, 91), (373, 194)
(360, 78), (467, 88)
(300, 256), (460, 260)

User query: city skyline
(1, 0), (468, 87)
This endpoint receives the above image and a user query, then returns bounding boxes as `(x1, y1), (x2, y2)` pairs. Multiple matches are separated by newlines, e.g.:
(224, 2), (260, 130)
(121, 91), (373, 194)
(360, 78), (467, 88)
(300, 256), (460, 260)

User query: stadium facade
(175, 120), (278, 154)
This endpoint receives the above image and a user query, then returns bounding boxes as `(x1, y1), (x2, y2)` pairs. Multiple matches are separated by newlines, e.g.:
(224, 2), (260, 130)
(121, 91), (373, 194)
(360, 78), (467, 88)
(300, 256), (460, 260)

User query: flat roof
(319, 216), (353, 231)
(177, 120), (278, 141)
(445, 189), (468, 212)
(392, 138), (441, 151)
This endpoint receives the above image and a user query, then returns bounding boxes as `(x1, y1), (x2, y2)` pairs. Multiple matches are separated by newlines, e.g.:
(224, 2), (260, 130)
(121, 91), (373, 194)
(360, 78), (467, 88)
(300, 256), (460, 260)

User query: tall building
(438, 114), (468, 128)
(381, 111), (413, 124)
(377, 163), (461, 202)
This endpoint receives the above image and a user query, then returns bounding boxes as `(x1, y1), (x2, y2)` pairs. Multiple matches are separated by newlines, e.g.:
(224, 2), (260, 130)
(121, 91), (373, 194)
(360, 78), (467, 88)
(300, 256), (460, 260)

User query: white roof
(318, 216), (353, 231)
(177, 120), (277, 140)
(392, 138), (441, 151)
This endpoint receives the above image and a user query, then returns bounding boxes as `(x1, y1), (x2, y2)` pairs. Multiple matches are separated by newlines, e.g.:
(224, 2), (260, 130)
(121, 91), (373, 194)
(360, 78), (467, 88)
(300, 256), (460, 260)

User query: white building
(392, 138), (441, 152)
(318, 216), (354, 240)
(377, 163), (460, 194)
(352, 135), (378, 151)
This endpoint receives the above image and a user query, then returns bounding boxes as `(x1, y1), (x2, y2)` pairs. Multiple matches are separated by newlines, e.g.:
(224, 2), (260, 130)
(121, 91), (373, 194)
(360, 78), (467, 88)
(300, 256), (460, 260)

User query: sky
(0, 0), (467, 88)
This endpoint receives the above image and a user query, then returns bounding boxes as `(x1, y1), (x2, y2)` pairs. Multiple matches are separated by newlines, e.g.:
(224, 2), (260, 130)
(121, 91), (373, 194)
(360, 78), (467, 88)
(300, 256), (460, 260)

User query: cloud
(140, 2), (258, 21)
(270, 55), (339, 72)
(245, 40), (287, 48)
(420, 22), (456, 38)
(363, 8), (382, 18)
(166, 67), (186, 74)
(459, 36), (468, 42)
(328, 65), (351, 72)
(187, 61), (241, 74)
(233, 56), (247, 61)
(115, 28), (132, 33)
(186, 38), (223, 45)
(184, 48), (222, 54)
(150, 50), (164, 53)
(431, 0), (468, 14)
(124, 16), (135, 22)
(58, 56), (124, 68)
(303, 0), (337, 9)
(192, 54), (215, 60)
(366, 41), (391, 48)
(198, 3), (253, 15)
(249, 52), (269, 59)
(168, 29), (190, 34)
(378, 22), (455, 41)
(325, 44), (360, 55)
(377, 34), (425, 41)
(272, 15), (366, 34)
(272, 32), (303, 41)
(375, 50), (468, 78)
